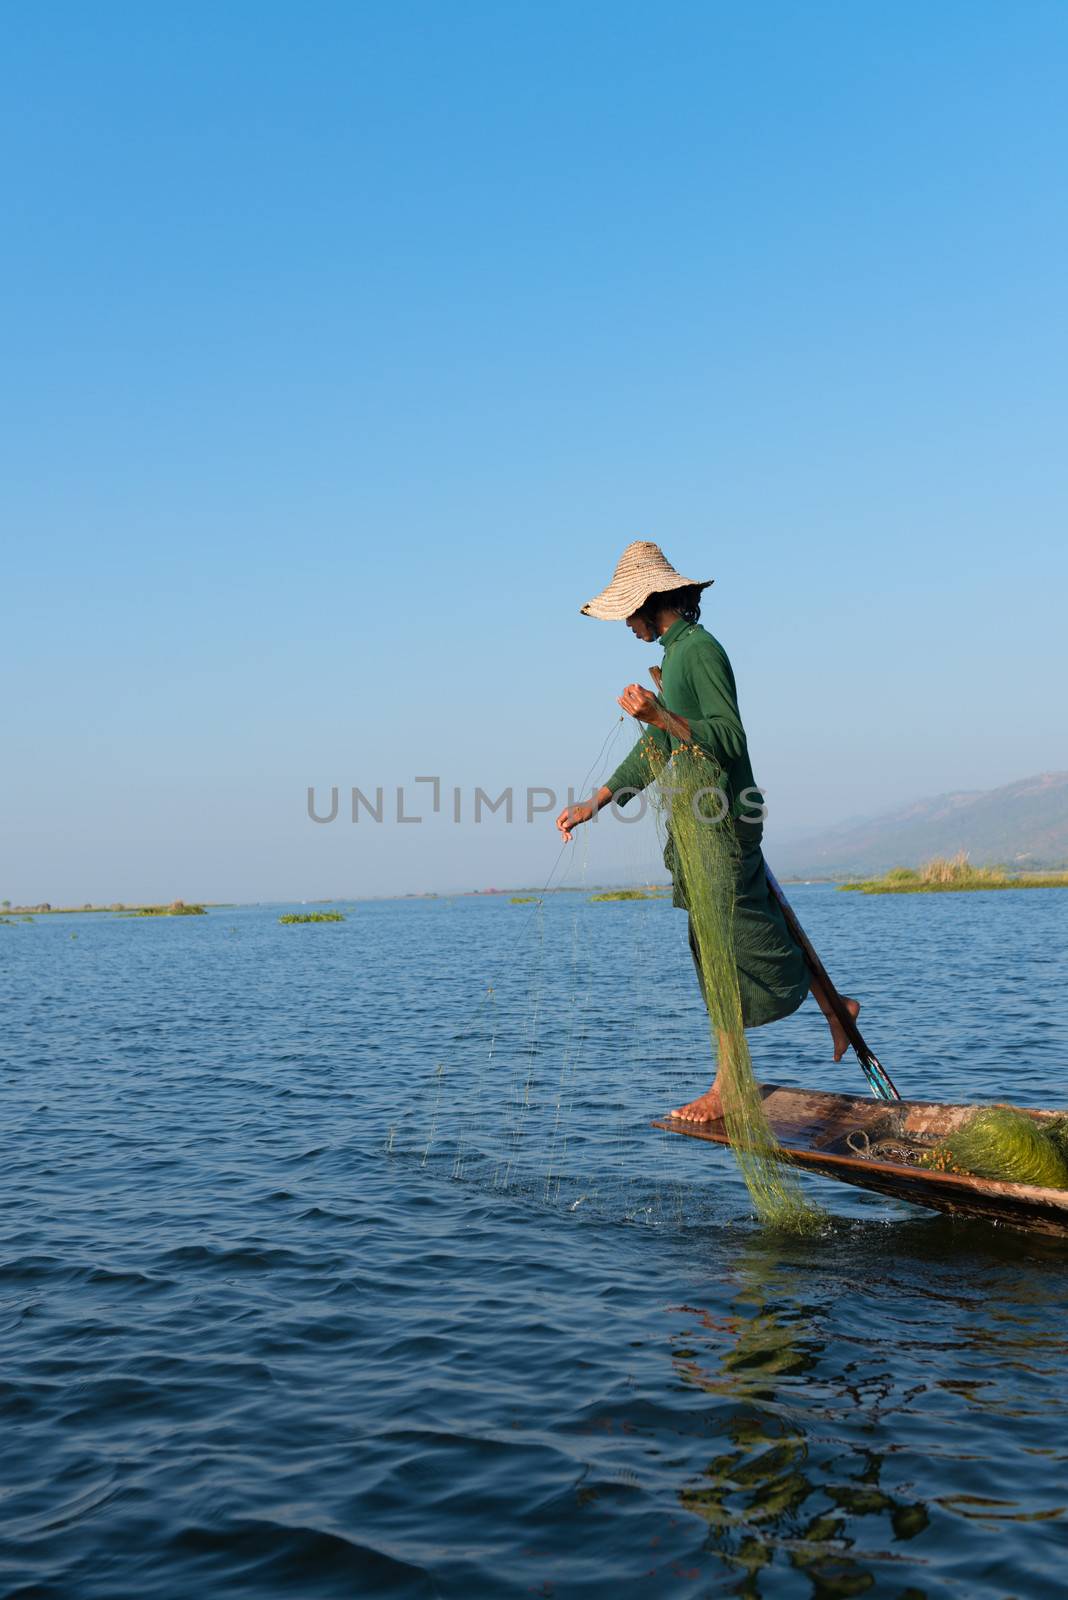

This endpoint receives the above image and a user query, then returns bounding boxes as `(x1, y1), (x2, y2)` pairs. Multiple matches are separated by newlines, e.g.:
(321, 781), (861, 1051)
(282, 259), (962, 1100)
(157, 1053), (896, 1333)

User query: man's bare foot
(828, 997), (861, 1063)
(670, 1086), (723, 1122)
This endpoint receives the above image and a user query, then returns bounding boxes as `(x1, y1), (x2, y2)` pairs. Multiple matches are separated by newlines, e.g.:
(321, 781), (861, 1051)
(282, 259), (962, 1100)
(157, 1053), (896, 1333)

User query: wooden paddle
(647, 665), (900, 1103)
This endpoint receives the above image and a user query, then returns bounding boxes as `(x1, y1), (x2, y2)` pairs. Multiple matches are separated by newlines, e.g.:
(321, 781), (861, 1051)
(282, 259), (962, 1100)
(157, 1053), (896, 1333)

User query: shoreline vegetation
(129, 902), (206, 917)
(0, 900), (215, 917)
(0, 900), (208, 921)
(841, 853), (1068, 895)
(1, 887), (676, 916)
(9, 855), (1068, 918)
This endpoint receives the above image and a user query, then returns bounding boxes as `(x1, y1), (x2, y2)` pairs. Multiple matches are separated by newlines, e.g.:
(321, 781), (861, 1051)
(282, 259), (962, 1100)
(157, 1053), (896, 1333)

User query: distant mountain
(772, 772), (1068, 879)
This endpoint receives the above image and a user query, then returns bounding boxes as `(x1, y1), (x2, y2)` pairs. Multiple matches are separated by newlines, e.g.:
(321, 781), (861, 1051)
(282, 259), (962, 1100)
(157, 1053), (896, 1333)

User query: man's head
(625, 583), (705, 642)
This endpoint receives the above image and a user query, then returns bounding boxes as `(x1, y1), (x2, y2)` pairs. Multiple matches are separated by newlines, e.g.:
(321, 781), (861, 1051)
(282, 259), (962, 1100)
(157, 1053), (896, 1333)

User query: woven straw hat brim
(580, 540), (713, 620)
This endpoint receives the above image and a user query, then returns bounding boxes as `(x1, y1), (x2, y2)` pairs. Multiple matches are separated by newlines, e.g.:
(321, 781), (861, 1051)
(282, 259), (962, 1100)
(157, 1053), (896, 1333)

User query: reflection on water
(669, 1244), (929, 1596)
(663, 1222), (1068, 1597)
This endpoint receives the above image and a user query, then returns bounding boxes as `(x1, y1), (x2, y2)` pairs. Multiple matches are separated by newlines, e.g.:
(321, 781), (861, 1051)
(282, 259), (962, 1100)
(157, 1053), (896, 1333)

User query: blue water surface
(2, 884), (1067, 1598)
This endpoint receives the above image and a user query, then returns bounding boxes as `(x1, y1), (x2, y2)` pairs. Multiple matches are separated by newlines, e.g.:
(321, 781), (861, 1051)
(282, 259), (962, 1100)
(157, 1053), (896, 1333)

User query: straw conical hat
(580, 540), (713, 620)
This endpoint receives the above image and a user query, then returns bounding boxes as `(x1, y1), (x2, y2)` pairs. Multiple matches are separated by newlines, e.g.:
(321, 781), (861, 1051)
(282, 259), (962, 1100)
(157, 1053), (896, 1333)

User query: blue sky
(3, 1), (1066, 902)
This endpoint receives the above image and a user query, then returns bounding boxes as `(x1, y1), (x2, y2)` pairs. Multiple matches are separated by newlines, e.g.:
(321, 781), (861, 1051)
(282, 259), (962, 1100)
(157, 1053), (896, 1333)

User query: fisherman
(556, 540), (860, 1122)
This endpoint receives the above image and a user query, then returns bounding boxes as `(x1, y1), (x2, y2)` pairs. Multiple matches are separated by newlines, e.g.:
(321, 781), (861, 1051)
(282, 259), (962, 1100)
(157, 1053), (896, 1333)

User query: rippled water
(2, 885), (1067, 1597)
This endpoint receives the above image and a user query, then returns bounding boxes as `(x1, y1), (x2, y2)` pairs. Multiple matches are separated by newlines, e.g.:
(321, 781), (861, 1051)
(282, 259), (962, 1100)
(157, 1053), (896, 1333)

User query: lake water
(2, 884), (1067, 1597)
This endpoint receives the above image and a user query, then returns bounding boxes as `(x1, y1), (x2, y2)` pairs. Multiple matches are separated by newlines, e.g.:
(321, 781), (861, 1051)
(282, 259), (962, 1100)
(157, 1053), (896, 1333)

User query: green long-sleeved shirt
(604, 618), (764, 842)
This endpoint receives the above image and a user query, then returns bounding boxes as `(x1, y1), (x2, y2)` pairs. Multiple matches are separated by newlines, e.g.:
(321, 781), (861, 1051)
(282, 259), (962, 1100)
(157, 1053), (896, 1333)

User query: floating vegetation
(510, 896), (540, 905)
(921, 1108), (1068, 1188)
(842, 853), (1068, 894)
(590, 888), (653, 902)
(279, 911), (346, 924)
(643, 738), (823, 1234)
(128, 902), (206, 917)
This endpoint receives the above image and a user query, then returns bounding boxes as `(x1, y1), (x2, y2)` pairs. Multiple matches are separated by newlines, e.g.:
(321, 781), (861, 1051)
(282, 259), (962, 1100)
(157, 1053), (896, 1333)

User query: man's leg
(672, 918), (726, 1121)
(671, 1045), (727, 1122)
(808, 972), (861, 1063)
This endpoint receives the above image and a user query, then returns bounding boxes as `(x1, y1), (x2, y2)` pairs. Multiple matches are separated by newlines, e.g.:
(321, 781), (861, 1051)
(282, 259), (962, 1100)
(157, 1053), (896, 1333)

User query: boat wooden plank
(652, 1085), (1068, 1236)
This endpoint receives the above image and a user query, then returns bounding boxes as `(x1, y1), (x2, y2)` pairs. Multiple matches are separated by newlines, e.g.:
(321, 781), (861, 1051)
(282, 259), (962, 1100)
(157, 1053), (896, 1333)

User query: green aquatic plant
(278, 911), (346, 924)
(842, 853), (1068, 895)
(510, 896), (540, 904)
(643, 738), (823, 1234)
(922, 1108), (1068, 1189)
(589, 888), (652, 902)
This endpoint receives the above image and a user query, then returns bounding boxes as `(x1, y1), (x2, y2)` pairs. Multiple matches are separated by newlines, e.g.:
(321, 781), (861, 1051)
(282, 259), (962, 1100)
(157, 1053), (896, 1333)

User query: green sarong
(682, 841), (809, 1031)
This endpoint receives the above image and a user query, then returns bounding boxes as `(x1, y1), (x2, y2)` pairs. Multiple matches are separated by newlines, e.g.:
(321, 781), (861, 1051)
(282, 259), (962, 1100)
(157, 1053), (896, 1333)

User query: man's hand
(556, 799), (596, 841)
(618, 683), (661, 724)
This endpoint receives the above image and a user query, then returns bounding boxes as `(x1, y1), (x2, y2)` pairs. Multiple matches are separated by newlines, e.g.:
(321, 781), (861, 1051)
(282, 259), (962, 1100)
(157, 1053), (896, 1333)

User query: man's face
(626, 609), (657, 642)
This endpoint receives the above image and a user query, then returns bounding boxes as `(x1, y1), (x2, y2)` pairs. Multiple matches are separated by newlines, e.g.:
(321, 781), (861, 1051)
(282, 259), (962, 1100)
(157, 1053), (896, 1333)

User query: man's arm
(555, 718), (671, 840)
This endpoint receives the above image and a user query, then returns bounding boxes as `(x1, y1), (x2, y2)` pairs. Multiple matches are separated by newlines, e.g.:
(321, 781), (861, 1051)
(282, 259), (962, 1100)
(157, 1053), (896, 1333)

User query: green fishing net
(642, 737), (824, 1234)
(922, 1108), (1068, 1189)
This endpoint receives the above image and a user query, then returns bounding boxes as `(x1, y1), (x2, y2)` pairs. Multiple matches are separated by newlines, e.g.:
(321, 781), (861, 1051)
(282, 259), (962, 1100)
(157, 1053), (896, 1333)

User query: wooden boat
(653, 1085), (1068, 1236)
